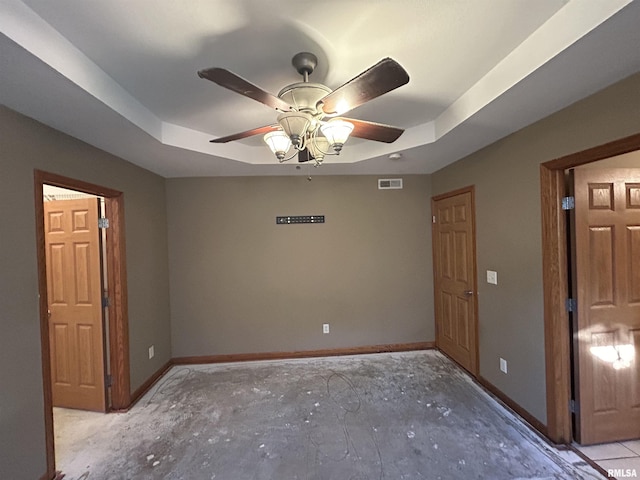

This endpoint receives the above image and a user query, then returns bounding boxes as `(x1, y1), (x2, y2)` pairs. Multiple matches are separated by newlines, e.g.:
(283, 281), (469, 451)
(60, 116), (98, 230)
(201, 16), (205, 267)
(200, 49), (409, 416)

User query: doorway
(540, 132), (640, 445)
(431, 186), (479, 376)
(34, 170), (131, 479)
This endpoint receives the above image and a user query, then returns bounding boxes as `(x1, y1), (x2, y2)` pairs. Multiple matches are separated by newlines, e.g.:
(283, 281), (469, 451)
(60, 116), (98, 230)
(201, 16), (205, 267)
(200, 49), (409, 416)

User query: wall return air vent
(378, 178), (403, 190)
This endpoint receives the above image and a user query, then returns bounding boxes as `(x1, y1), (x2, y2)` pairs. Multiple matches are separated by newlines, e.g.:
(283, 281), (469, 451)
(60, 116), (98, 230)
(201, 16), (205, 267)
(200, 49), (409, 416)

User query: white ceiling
(1, 0), (639, 178)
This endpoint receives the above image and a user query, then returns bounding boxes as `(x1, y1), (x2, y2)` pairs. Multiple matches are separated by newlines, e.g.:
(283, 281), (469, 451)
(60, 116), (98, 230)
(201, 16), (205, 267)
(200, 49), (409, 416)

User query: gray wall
(167, 175), (434, 357)
(430, 72), (640, 423)
(0, 106), (172, 479)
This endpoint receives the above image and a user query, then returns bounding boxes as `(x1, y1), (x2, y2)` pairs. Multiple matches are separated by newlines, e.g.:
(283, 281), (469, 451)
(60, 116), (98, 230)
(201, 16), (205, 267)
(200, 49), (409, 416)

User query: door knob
(463, 290), (473, 297)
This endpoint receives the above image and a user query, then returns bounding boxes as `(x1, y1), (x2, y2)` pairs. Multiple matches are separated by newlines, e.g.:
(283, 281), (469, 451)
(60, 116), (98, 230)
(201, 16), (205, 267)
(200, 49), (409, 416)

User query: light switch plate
(500, 358), (508, 374)
(487, 270), (498, 285)
(323, 323), (330, 334)
(148, 345), (154, 359)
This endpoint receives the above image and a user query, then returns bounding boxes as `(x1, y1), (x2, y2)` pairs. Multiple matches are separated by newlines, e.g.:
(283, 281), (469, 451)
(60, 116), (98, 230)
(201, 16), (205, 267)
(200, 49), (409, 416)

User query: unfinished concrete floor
(54, 351), (604, 479)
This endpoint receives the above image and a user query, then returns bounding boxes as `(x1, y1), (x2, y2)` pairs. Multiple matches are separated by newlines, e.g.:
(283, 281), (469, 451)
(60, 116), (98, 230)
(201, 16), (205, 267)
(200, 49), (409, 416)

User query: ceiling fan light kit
(199, 52), (409, 166)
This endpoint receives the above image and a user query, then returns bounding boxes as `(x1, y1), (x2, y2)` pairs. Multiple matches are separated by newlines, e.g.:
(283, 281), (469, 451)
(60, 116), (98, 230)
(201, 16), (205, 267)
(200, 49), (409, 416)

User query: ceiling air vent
(378, 178), (403, 190)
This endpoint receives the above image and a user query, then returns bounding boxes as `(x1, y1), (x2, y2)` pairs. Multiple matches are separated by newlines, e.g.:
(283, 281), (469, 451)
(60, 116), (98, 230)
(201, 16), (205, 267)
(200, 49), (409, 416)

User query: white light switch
(487, 270), (498, 285)
(148, 345), (155, 359)
(323, 323), (330, 334)
(500, 358), (508, 374)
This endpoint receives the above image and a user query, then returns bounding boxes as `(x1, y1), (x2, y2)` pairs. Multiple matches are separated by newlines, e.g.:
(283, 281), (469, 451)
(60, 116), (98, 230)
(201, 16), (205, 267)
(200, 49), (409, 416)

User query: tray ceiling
(1, 0), (639, 177)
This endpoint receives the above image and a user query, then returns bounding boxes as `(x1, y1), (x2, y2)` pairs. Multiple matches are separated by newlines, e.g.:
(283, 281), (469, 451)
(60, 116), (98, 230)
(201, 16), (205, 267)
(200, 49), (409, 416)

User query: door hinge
(106, 374), (112, 388)
(570, 399), (579, 414)
(432, 215), (436, 224)
(565, 298), (577, 313)
(98, 217), (110, 229)
(102, 296), (111, 308)
(561, 196), (575, 210)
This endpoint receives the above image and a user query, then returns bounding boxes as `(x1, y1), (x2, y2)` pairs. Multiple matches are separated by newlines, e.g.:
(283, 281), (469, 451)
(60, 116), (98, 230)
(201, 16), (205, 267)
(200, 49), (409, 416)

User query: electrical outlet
(149, 345), (155, 359)
(323, 323), (330, 334)
(500, 357), (508, 374)
(487, 270), (498, 285)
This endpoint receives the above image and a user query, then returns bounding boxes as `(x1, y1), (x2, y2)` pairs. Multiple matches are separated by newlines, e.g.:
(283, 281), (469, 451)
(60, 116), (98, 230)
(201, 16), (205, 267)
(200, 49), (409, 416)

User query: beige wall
(431, 72), (640, 423)
(166, 175), (434, 357)
(578, 149), (640, 169)
(0, 106), (172, 479)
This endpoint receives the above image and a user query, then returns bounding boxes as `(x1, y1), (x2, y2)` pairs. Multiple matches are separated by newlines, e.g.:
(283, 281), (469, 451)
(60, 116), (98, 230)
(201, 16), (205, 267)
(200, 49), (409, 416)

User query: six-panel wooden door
(572, 168), (640, 444)
(44, 198), (106, 412)
(432, 189), (478, 375)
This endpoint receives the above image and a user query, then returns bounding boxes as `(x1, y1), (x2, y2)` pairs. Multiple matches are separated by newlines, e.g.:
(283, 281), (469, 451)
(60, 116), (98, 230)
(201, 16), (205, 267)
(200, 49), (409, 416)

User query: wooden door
(432, 188), (478, 374)
(44, 198), (106, 412)
(572, 168), (640, 444)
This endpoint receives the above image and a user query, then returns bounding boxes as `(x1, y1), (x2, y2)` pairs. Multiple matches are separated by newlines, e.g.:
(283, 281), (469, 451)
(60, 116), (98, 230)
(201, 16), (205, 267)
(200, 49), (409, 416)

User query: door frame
(431, 185), (480, 377)
(34, 170), (130, 479)
(540, 132), (640, 444)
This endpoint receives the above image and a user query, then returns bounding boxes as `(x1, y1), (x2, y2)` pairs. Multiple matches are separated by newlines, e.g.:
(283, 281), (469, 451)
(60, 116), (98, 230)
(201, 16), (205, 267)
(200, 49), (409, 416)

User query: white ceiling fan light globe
(277, 112), (313, 147)
(320, 119), (354, 153)
(308, 136), (331, 160)
(263, 131), (292, 160)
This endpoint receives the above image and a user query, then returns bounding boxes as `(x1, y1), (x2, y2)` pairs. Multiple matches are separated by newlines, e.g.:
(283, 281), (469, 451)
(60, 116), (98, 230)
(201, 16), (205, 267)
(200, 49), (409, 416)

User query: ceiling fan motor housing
(278, 83), (332, 118)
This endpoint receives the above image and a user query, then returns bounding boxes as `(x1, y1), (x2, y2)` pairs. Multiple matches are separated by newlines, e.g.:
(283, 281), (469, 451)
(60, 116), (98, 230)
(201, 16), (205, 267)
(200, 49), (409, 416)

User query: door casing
(34, 170), (130, 479)
(540, 132), (640, 444)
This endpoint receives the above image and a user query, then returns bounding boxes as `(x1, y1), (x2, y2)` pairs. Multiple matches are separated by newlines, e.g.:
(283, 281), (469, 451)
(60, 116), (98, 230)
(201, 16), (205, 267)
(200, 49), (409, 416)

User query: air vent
(378, 178), (403, 190)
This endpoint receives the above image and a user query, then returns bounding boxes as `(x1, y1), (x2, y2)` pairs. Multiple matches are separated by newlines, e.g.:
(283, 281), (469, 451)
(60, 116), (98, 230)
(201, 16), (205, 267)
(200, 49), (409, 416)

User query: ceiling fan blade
(319, 58), (409, 116)
(198, 67), (293, 112)
(298, 148), (314, 163)
(209, 124), (280, 143)
(340, 118), (404, 143)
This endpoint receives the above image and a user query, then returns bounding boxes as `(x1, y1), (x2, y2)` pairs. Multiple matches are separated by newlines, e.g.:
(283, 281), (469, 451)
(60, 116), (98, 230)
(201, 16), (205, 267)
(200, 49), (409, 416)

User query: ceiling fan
(198, 52), (410, 166)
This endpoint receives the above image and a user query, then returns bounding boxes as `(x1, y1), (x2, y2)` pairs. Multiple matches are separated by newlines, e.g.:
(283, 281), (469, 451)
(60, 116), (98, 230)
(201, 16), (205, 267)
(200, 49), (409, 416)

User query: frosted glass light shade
(308, 137), (330, 160)
(264, 131), (292, 160)
(320, 119), (354, 152)
(277, 112), (312, 147)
